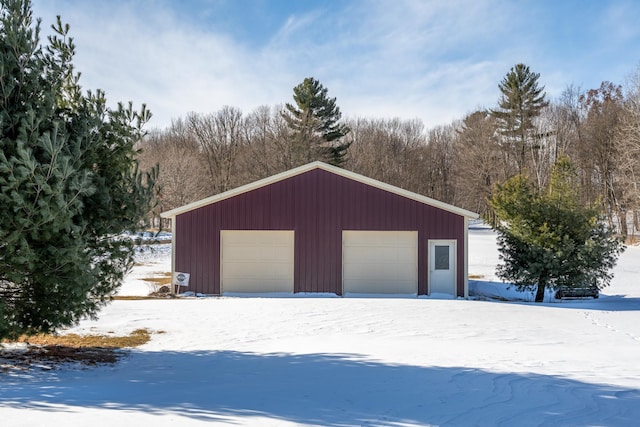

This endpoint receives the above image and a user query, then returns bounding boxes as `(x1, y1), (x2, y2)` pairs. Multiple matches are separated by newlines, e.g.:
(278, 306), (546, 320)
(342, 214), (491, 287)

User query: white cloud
(32, 1), (295, 129)
(29, 0), (640, 130)
(29, 1), (518, 128)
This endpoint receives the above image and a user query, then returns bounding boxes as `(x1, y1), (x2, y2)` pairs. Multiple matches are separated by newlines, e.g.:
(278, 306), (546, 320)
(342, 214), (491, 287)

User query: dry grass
(139, 272), (174, 296)
(141, 272), (172, 287)
(468, 274), (485, 279)
(1, 329), (155, 370)
(110, 272), (176, 299)
(14, 328), (152, 348)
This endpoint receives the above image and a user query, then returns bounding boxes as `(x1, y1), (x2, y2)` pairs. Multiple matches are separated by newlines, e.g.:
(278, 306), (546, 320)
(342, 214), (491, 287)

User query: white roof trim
(160, 161), (479, 219)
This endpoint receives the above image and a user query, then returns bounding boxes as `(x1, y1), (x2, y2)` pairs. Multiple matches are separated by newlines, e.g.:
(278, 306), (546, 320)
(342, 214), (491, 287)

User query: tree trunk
(535, 283), (546, 302)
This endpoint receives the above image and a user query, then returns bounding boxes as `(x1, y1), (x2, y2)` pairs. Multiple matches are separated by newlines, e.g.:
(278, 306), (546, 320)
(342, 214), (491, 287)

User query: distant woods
(137, 67), (640, 239)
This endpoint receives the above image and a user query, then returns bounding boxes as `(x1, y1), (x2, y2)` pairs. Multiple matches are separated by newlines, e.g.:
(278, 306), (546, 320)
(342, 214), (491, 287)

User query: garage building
(161, 162), (478, 297)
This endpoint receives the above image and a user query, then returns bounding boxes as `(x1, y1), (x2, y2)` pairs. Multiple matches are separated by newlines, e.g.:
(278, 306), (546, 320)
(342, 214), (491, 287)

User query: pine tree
(0, 0), (156, 339)
(491, 63), (549, 175)
(489, 157), (624, 302)
(282, 77), (351, 166)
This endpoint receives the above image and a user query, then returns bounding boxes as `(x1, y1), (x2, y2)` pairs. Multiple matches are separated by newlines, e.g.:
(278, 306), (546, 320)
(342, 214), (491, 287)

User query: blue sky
(31, 0), (640, 130)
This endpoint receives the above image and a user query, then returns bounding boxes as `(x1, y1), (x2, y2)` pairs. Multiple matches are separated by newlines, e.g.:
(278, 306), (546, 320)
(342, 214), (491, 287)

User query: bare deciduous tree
(188, 106), (245, 195)
(346, 117), (426, 190)
(414, 124), (456, 203)
(241, 104), (295, 175)
(452, 110), (509, 219)
(616, 68), (640, 237)
(579, 82), (626, 233)
(137, 119), (208, 228)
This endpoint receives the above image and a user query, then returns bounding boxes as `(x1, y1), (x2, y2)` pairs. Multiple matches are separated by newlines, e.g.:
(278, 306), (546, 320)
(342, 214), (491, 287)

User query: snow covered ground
(1, 227), (640, 426)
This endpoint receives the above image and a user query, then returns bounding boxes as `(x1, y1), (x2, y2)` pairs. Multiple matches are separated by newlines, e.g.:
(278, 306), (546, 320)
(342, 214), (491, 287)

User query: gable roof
(160, 161), (479, 219)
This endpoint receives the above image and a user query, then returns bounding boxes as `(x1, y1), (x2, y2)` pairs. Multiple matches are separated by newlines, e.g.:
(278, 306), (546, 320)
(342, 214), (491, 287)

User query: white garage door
(343, 231), (418, 294)
(221, 230), (294, 293)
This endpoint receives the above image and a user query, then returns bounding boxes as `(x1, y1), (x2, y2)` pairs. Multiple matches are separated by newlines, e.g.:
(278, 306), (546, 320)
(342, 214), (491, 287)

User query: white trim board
(161, 161), (479, 220)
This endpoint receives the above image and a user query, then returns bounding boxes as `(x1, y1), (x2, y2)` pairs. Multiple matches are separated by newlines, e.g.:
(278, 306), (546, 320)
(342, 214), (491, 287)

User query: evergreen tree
(282, 77), (351, 166)
(491, 63), (549, 175)
(0, 0), (156, 339)
(489, 157), (624, 302)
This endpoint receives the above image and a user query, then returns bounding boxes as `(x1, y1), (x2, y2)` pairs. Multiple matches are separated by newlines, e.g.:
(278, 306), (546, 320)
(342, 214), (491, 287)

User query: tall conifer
(492, 63), (549, 175)
(0, 0), (156, 339)
(282, 77), (351, 166)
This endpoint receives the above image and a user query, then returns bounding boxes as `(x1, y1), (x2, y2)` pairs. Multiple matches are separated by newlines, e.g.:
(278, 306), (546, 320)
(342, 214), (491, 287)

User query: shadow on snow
(1, 350), (639, 426)
(469, 279), (640, 312)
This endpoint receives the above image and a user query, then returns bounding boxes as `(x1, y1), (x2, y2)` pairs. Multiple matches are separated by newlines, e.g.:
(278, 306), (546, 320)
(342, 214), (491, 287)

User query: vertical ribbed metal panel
(174, 167), (468, 296)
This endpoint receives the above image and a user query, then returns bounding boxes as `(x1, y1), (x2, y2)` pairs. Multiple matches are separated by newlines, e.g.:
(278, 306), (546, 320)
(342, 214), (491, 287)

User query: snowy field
(1, 226), (640, 426)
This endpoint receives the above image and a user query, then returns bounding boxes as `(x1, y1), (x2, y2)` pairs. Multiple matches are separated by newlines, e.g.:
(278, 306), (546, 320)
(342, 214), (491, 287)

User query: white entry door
(429, 240), (456, 295)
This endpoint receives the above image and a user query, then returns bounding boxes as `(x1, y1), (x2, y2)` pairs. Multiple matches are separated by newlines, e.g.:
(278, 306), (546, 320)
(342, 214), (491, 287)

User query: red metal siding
(174, 168), (466, 296)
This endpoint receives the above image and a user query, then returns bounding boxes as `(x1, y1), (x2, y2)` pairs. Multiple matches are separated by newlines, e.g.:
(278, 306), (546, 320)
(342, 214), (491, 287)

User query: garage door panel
(224, 231), (290, 245)
(344, 262), (415, 278)
(221, 230), (294, 293)
(345, 232), (413, 247)
(345, 279), (416, 294)
(224, 246), (292, 262)
(344, 247), (414, 263)
(343, 231), (418, 295)
(222, 278), (290, 294)
(222, 262), (291, 278)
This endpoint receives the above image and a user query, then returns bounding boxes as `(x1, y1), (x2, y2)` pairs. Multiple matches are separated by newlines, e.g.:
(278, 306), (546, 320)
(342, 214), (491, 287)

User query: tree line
(138, 67), (640, 239)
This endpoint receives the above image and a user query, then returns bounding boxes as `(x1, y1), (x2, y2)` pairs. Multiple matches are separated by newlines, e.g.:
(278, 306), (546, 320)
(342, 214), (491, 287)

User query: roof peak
(161, 161), (478, 219)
